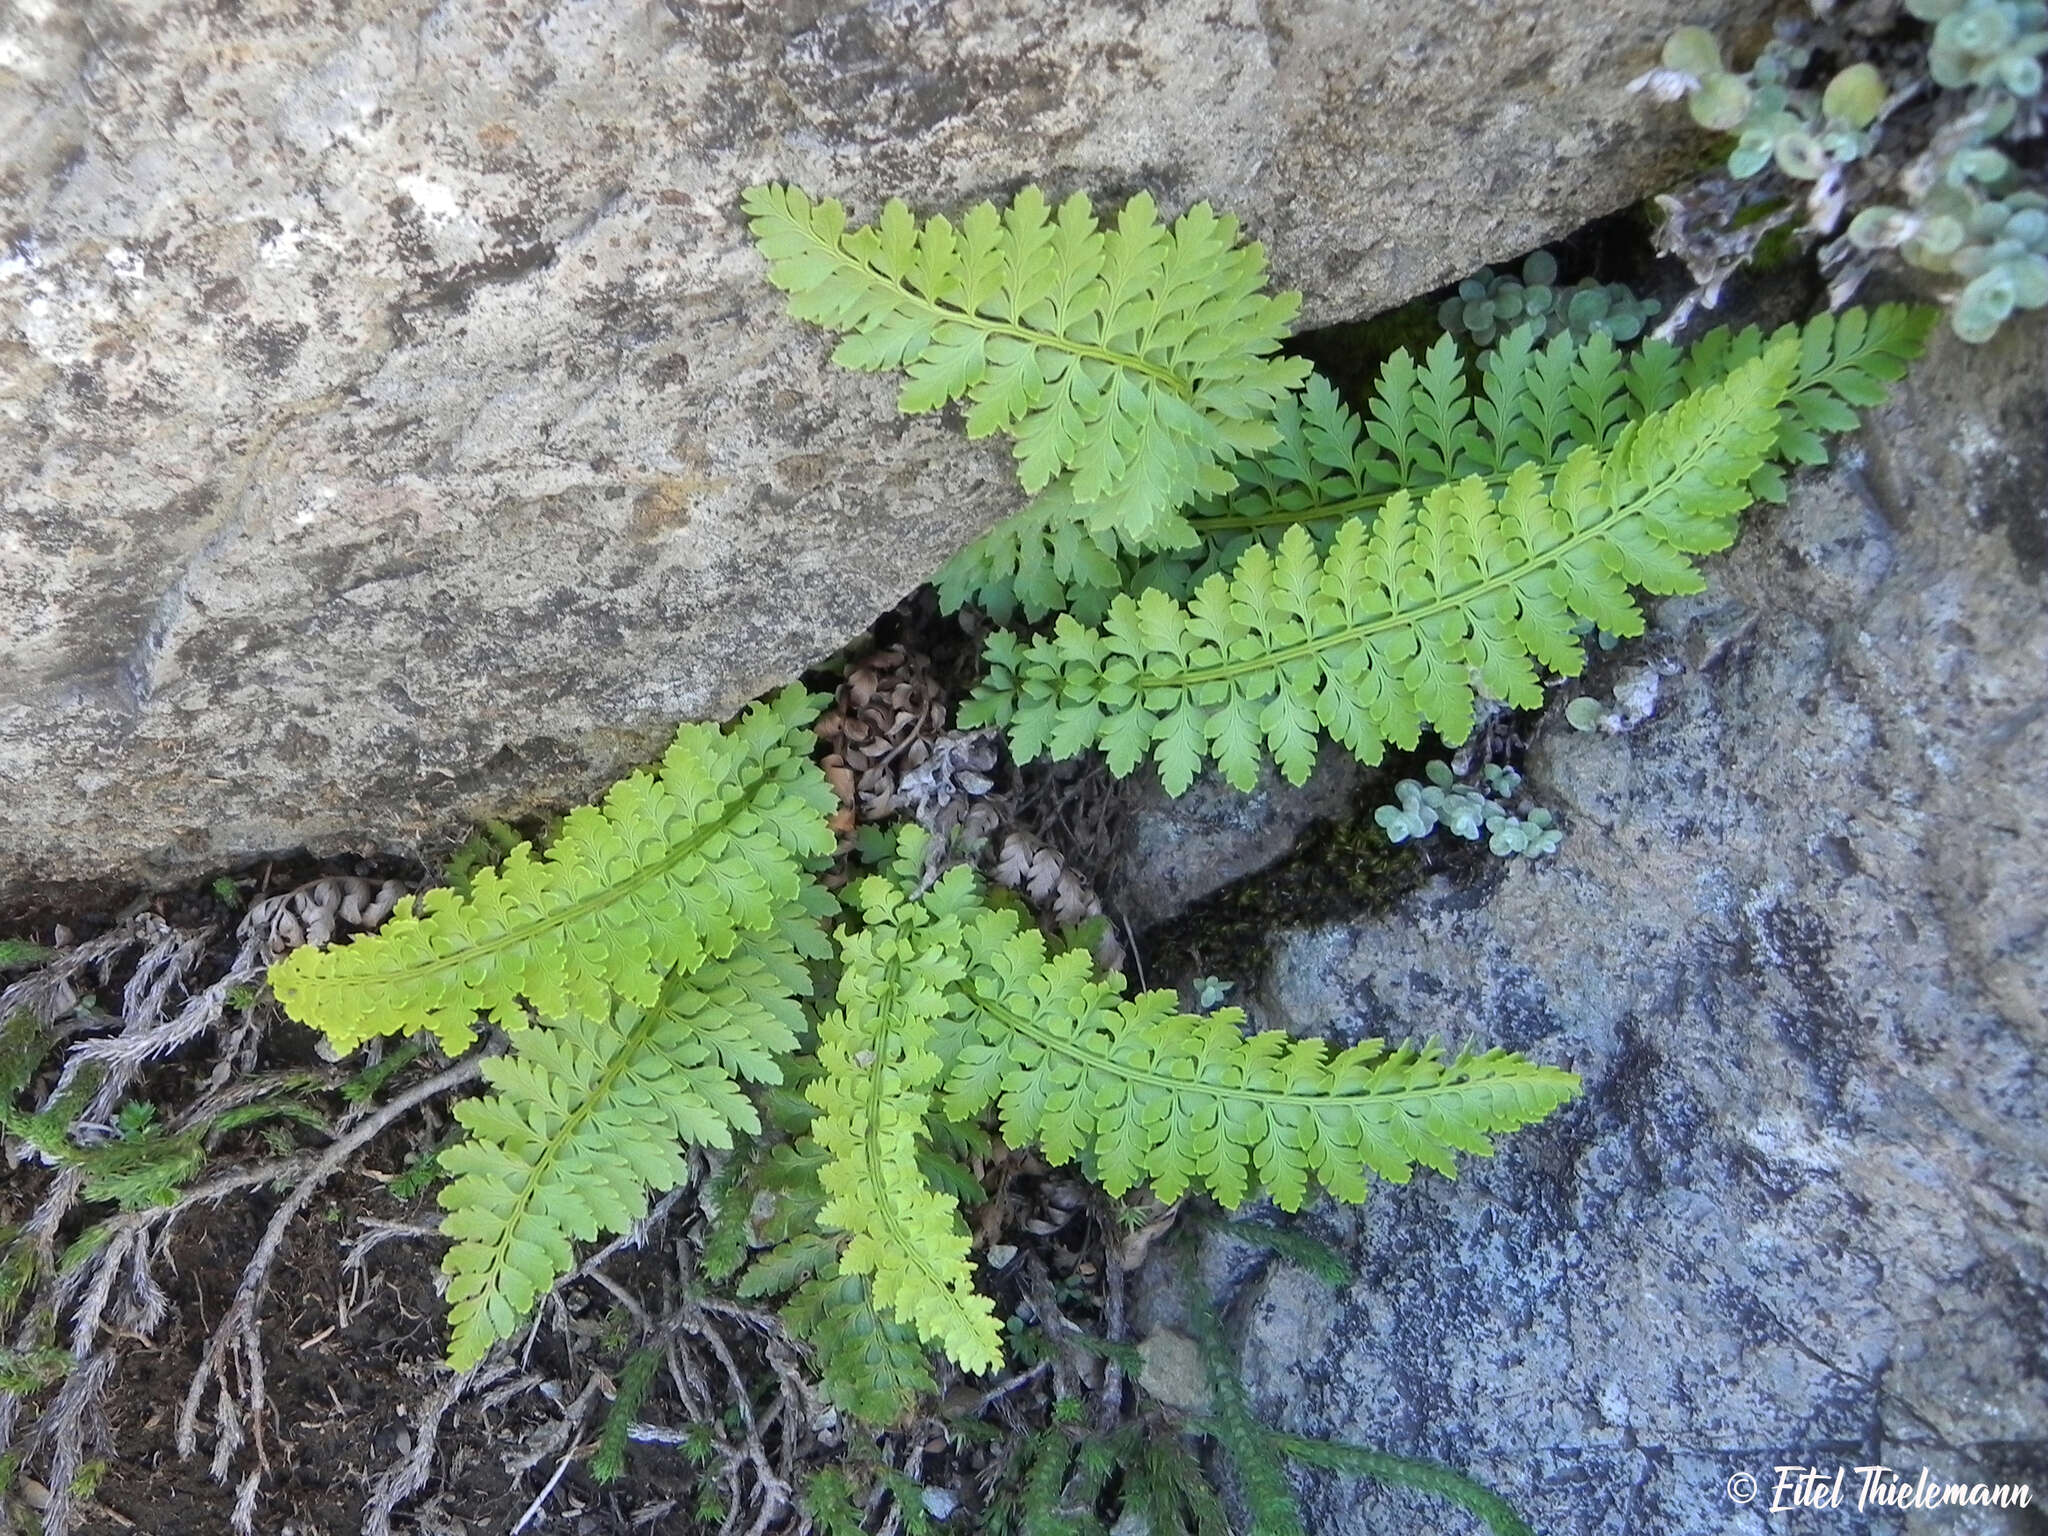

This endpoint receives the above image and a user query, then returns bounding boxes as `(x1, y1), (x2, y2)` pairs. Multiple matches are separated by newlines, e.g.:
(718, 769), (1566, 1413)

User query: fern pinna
(742, 182), (1312, 548)
(961, 346), (1808, 794)
(270, 687), (839, 1368)
(937, 304), (1934, 622)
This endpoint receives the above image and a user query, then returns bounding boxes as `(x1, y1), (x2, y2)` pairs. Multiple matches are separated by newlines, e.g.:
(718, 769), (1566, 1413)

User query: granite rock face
(1223, 324), (2048, 1534)
(1, 0), (1762, 902)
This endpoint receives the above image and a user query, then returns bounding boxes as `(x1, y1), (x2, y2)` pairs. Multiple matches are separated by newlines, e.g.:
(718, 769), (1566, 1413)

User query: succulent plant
(1645, 5), (2046, 344)
(1374, 760), (1562, 860)
(1438, 251), (1660, 347)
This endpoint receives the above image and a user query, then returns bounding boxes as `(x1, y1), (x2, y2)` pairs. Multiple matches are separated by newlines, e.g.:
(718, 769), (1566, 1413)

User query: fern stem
(1188, 469), (1515, 538)
(776, 204), (1195, 400)
(973, 990), (1507, 1114)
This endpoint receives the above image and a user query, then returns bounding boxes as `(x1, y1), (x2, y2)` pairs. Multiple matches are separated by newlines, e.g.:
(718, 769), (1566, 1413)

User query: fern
(947, 900), (1579, 1211)
(802, 831), (1573, 1375)
(962, 347), (1799, 793)
(743, 183), (1311, 548)
(937, 304), (1934, 620)
(808, 866), (1004, 1374)
(270, 686), (838, 1054)
(436, 912), (823, 1368)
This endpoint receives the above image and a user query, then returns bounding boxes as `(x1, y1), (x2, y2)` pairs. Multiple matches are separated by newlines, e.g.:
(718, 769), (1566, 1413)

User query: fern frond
(782, 1266), (939, 1424)
(963, 348), (1797, 793)
(743, 183), (1312, 548)
(435, 927), (813, 1369)
(939, 304), (1933, 619)
(808, 868), (1003, 1375)
(270, 687), (837, 1053)
(948, 907), (1578, 1211)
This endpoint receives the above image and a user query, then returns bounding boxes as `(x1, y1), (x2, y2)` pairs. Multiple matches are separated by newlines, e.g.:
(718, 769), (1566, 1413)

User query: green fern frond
(963, 347), (1798, 793)
(947, 906), (1579, 1211)
(939, 304), (1932, 620)
(743, 183), (1312, 547)
(783, 1266), (939, 1424)
(808, 868), (1003, 1375)
(270, 686), (837, 1053)
(436, 927), (813, 1370)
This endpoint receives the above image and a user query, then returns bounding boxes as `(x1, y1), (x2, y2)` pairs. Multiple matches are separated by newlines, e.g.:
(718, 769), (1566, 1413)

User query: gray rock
(1, 0), (1764, 902)
(1115, 744), (1359, 933)
(1229, 322), (2048, 1535)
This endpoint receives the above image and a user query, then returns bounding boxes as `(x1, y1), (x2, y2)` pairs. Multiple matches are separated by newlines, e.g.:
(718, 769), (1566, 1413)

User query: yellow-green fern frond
(947, 905), (1581, 1213)
(938, 304), (1933, 621)
(743, 183), (1312, 549)
(807, 869), (1003, 1376)
(270, 686), (838, 1052)
(436, 924), (816, 1368)
(964, 347), (1799, 793)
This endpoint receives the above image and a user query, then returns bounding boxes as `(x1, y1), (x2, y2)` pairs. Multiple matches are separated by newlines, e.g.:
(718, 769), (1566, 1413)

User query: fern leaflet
(270, 686), (838, 1052)
(938, 304), (1933, 620)
(743, 183), (1312, 548)
(962, 347), (1798, 792)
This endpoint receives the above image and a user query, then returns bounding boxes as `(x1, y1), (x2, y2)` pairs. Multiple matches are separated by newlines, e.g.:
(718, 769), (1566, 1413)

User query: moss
(1139, 777), (1436, 987)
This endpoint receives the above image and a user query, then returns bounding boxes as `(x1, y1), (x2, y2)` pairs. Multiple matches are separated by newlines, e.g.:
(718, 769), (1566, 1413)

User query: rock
(1114, 744), (1359, 933)
(1, 0), (1765, 904)
(1228, 322), (2048, 1534)
(1137, 1327), (1214, 1414)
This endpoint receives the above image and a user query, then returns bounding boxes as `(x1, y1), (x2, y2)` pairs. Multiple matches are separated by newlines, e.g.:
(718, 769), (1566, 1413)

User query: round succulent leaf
(2010, 252), (2048, 308)
(1662, 25), (1725, 76)
(1688, 72), (1753, 131)
(1822, 62), (1886, 128)
(1848, 205), (1916, 250)
(1773, 130), (1830, 181)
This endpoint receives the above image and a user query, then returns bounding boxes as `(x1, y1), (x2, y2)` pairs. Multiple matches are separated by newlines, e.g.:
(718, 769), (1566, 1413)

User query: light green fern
(808, 866), (1004, 1374)
(270, 686), (838, 1053)
(804, 831), (1574, 1374)
(266, 689), (838, 1368)
(436, 916), (821, 1368)
(937, 304), (1934, 621)
(962, 346), (1799, 793)
(743, 183), (1312, 548)
(947, 901), (1580, 1212)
